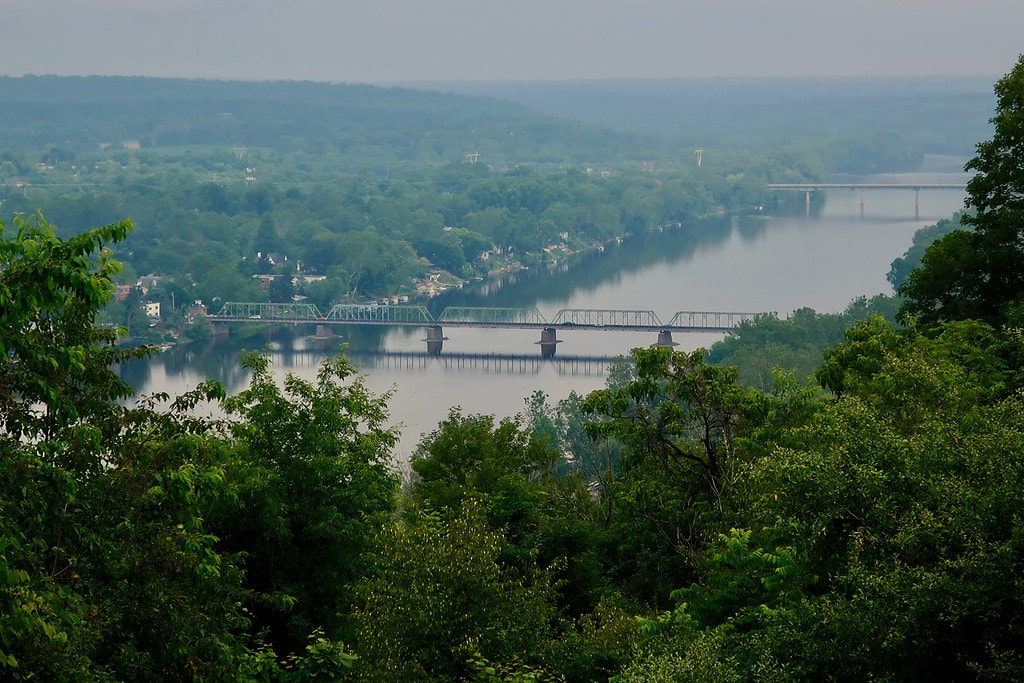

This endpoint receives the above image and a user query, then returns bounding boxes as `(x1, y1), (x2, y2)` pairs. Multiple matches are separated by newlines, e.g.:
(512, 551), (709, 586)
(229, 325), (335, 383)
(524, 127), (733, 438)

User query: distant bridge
(207, 302), (762, 356)
(767, 182), (967, 219)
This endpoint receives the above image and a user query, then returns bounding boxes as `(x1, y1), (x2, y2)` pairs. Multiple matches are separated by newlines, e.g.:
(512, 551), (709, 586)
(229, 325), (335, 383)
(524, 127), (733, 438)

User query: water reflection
(428, 215), (740, 311)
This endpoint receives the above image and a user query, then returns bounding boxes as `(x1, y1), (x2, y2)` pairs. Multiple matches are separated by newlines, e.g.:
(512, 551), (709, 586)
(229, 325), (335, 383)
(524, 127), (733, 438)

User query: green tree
(268, 273), (296, 303)
(411, 408), (558, 514)
(411, 406), (638, 681)
(624, 320), (1024, 681)
(901, 54), (1024, 326)
(0, 214), (253, 680)
(578, 347), (764, 609)
(743, 322), (1024, 680)
(410, 409), (560, 567)
(1, 215), (375, 680)
(353, 501), (560, 683)
(216, 351), (400, 655)
(886, 215), (962, 291)
(0, 213), (140, 442)
(582, 348), (751, 551)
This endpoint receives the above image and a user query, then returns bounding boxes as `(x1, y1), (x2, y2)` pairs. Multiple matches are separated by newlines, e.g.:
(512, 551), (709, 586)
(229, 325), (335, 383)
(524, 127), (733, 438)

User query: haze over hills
(0, 75), (995, 170)
(0, 75), (657, 168)
(414, 76), (996, 155)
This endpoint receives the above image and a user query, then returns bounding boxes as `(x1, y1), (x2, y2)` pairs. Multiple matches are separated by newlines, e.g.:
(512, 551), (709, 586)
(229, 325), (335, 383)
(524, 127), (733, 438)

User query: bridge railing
(437, 306), (548, 325)
(214, 302), (323, 319)
(668, 311), (760, 328)
(551, 309), (663, 327)
(326, 304), (434, 323)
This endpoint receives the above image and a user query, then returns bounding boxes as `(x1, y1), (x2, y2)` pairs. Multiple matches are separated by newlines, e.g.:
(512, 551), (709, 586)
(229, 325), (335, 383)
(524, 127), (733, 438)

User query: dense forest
(3, 56), (1024, 681)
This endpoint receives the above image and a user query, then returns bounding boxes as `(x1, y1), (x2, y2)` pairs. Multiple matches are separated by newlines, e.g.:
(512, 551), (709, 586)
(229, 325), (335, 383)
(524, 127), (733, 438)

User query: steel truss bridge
(208, 302), (761, 333)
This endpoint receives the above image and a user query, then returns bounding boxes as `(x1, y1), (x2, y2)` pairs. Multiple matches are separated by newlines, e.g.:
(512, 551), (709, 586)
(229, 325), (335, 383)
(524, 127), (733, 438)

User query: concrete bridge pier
(210, 321), (230, 337)
(536, 327), (562, 358)
(654, 329), (679, 347)
(314, 324), (333, 339)
(423, 325), (448, 356)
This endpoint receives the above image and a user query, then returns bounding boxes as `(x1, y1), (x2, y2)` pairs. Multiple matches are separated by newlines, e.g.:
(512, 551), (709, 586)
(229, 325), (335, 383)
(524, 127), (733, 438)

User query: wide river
(120, 159), (969, 462)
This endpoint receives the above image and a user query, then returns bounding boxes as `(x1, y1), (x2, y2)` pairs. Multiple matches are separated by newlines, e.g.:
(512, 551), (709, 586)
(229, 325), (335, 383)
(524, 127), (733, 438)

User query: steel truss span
(437, 307), (547, 325)
(210, 303), (762, 333)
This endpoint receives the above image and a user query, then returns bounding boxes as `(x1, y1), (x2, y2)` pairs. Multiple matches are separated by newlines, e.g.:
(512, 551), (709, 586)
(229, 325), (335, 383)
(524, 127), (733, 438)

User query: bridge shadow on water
(320, 349), (626, 377)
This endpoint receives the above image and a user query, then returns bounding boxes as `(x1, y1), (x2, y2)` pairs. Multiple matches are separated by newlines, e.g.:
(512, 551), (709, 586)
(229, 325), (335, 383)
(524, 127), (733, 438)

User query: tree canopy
(0, 216), (390, 680)
(901, 53), (1024, 327)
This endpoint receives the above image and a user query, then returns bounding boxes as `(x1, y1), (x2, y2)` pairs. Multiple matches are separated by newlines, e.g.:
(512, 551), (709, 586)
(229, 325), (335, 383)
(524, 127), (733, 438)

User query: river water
(120, 160), (969, 461)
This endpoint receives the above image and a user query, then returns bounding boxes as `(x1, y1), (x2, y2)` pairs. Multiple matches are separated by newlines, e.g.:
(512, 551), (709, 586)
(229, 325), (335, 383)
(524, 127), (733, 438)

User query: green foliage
(240, 629), (356, 683)
(0, 215), (262, 680)
(632, 317), (1024, 681)
(0, 445), (97, 679)
(901, 54), (1024, 326)
(0, 213), (143, 443)
(706, 297), (900, 391)
(583, 348), (751, 546)
(354, 500), (560, 682)
(466, 651), (565, 683)
(898, 228), (982, 325)
(675, 528), (815, 631)
(217, 351), (400, 654)
(0, 216), (394, 679)
(614, 628), (750, 683)
(887, 215), (963, 291)
(576, 347), (772, 612)
(411, 408), (558, 512)
(817, 314), (1024, 405)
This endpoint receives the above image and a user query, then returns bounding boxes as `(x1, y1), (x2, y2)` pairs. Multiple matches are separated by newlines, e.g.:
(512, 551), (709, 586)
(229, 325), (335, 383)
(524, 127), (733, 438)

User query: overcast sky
(4, 1), (1022, 84)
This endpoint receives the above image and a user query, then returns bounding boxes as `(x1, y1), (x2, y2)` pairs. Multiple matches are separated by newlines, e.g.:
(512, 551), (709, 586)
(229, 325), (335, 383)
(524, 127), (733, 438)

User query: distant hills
(0, 75), (995, 170)
(410, 76), (996, 155)
(0, 75), (658, 168)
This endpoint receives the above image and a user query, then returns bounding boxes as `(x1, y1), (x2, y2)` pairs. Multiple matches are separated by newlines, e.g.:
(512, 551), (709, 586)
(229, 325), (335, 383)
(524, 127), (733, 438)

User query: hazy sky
(4, 1), (1022, 83)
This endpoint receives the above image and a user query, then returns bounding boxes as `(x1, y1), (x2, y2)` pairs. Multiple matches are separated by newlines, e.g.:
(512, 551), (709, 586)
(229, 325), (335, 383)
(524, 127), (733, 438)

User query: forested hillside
(432, 76), (995, 169)
(0, 75), (656, 167)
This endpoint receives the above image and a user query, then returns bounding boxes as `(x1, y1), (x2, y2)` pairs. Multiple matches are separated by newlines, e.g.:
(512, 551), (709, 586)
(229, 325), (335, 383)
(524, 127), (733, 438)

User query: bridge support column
(423, 326), (447, 356)
(314, 324), (333, 339)
(536, 327), (561, 358)
(915, 188), (920, 220)
(654, 329), (679, 347)
(805, 190), (811, 217)
(209, 322), (229, 337)
(860, 190), (865, 220)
